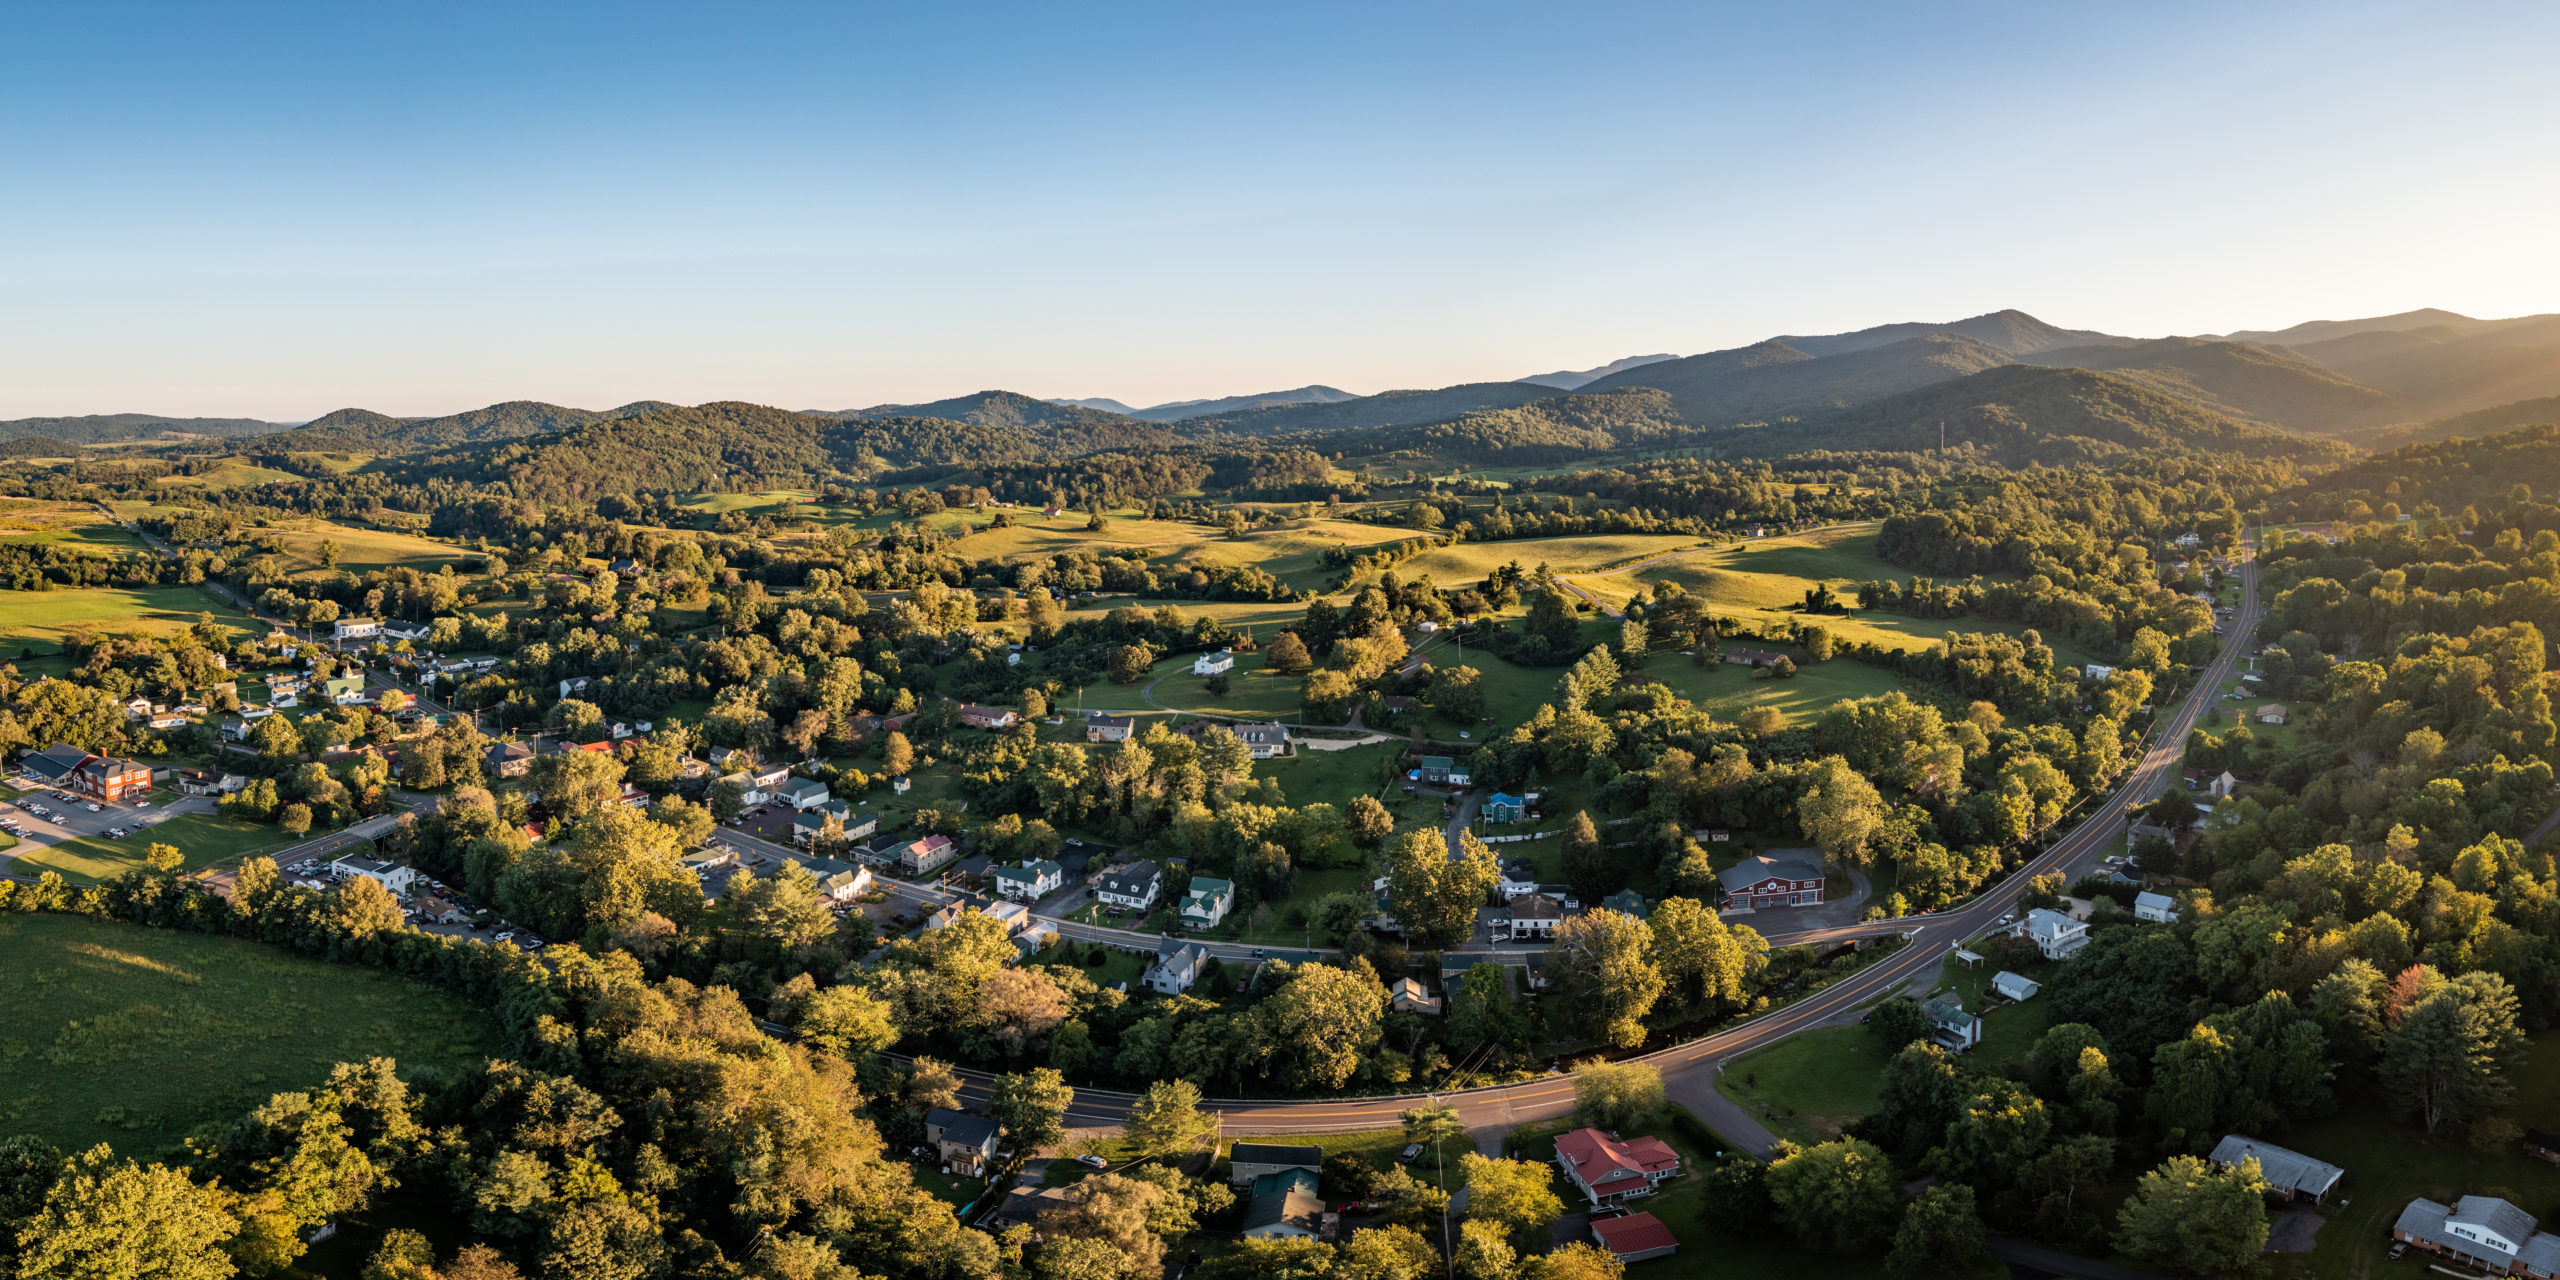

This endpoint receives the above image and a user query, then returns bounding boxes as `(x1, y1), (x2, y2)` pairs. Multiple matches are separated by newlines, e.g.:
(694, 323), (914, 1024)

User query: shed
(1590, 1211), (1680, 1263)
(1992, 971), (2041, 1002)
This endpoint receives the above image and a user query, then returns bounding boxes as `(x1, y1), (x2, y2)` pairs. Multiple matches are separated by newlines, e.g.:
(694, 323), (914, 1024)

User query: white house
(2135, 891), (2178, 923)
(1148, 937), (1208, 995)
(558, 676), (591, 699)
(2025, 907), (2091, 960)
(1924, 991), (1980, 1050)
(2084, 663), (2117, 681)
(993, 858), (1064, 902)
(1992, 971), (2042, 1002)
(1496, 860), (1541, 899)
(1507, 892), (1564, 939)
(1179, 876), (1234, 930)
(1192, 650), (1235, 676)
(331, 856), (417, 896)
(1097, 860), (1163, 912)
(775, 777), (834, 811)
(334, 617), (381, 642)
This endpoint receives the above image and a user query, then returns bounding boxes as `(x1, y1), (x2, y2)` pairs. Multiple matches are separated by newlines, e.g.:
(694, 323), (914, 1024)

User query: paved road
(896, 546), (2261, 1142)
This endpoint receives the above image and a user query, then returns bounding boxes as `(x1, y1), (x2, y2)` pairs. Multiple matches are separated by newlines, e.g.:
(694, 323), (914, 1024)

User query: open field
(1645, 655), (1910, 727)
(1713, 1023), (1888, 1147)
(0, 913), (498, 1156)
(9, 811), (295, 882)
(0, 584), (258, 654)
(265, 518), (475, 575)
(955, 514), (1422, 596)
(0, 498), (147, 554)
(145, 461), (302, 491)
(1391, 533), (1707, 588)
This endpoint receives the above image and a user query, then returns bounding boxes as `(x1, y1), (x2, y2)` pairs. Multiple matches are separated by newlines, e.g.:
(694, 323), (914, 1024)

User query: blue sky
(3, 1), (2555, 418)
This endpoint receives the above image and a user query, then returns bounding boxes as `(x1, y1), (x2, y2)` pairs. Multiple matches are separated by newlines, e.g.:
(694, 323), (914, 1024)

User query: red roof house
(1554, 1128), (1682, 1205)
(1590, 1211), (1679, 1262)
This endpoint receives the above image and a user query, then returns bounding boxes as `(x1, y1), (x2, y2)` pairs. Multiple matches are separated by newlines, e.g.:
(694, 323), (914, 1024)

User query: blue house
(1484, 792), (1526, 823)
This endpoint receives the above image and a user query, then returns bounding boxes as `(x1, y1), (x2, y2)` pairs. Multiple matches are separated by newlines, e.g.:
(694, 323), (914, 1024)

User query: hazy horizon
(5, 0), (2556, 420)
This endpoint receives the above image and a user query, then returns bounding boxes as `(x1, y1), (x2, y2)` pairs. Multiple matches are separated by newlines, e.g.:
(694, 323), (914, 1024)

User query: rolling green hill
(0, 413), (279, 445)
(256, 399), (668, 453)
(842, 389), (1163, 436)
(1176, 381), (1558, 435)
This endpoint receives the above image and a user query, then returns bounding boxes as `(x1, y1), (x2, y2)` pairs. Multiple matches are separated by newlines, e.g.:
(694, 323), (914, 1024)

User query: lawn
(10, 811), (296, 882)
(1648, 655), (1911, 729)
(2262, 1030), (2560, 1280)
(1258, 740), (1404, 810)
(264, 519), (474, 576)
(954, 514), (1422, 596)
(0, 584), (259, 654)
(0, 913), (498, 1156)
(145, 461), (301, 491)
(1570, 522), (2106, 666)
(1029, 940), (1150, 991)
(0, 498), (147, 555)
(1713, 1023), (1891, 1147)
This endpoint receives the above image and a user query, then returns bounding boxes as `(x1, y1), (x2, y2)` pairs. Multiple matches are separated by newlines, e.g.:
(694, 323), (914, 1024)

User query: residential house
(1240, 1184), (1326, 1240)
(1483, 792), (1527, 823)
(486, 742), (534, 779)
(1992, 971), (2041, 1002)
(959, 704), (1018, 730)
(331, 856), (418, 896)
(803, 858), (872, 901)
(775, 777), (834, 811)
(1496, 860), (1541, 899)
(147, 712), (187, 730)
(1192, 650), (1235, 676)
(1180, 876), (1234, 930)
(1228, 1143), (1323, 1188)
(610, 558), (642, 577)
(2184, 767), (2240, 799)
(121, 695), (154, 720)
(1096, 860), (1163, 912)
(1590, 1213), (1680, 1263)
(380, 619), (432, 643)
(1722, 647), (1786, 668)
(679, 847), (737, 878)
(2135, 891), (2178, 923)
(1234, 722), (1290, 759)
(1716, 851), (1826, 909)
(2257, 703), (2290, 725)
(325, 675), (367, 705)
(334, 617), (380, 642)
(898, 834), (961, 876)
(2528, 1129), (2560, 1165)
(982, 900), (1031, 933)
(174, 768), (245, 797)
(2025, 907), (2091, 960)
(1509, 892), (1564, 939)
(1387, 977), (1442, 1016)
(1414, 755), (1471, 787)
(748, 761), (793, 793)
(2210, 1136), (2345, 1204)
(1148, 937), (1209, 995)
(993, 858), (1064, 902)
(218, 714), (258, 741)
(2084, 663), (2118, 681)
(1923, 991), (1980, 1050)
(1602, 889), (1648, 920)
(558, 676), (591, 699)
(923, 904), (965, 931)
(1554, 1127), (1683, 1205)
(2392, 1195), (2560, 1276)
(891, 776), (912, 795)
(989, 1184), (1077, 1230)
(1086, 714), (1136, 743)
(923, 1108), (999, 1175)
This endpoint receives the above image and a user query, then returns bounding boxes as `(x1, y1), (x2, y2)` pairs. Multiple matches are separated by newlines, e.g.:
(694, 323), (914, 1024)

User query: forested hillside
(842, 389), (1162, 435)
(2023, 337), (2409, 433)
(0, 412), (278, 444)
(1176, 381), (1556, 434)
(1740, 364), (2352, 465)
(1578, 334), (2013, 425)
(254, 400), (670, 453)
(2281, 424), (2560, 519)
(1766, 307), (2127, 357)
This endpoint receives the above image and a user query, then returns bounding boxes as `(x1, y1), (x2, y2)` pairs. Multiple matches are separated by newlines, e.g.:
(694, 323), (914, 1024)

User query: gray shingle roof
(2455, 1196), (2538, 1252)
(1242, 1187), (1324, 1233)
(1717, 851), (1822, 893)
(2208, 1135), (2343, 1198)
(926, 1107), (998, 1151)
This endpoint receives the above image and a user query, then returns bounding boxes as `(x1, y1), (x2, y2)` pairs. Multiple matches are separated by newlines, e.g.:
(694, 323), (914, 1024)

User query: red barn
(1715, 850), (1826, 909)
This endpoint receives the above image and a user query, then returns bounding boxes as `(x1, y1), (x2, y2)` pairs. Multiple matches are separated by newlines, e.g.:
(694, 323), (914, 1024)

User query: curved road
(907, 548), (2260, 1146)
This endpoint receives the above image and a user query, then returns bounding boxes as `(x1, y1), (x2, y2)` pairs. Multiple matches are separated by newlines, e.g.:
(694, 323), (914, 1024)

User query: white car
(84, 803), (102, 812)
(1076, 1154), (1108, 1169)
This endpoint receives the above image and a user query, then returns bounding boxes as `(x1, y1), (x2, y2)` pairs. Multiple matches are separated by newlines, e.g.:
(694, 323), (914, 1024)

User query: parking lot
(0, 783), (208, 852)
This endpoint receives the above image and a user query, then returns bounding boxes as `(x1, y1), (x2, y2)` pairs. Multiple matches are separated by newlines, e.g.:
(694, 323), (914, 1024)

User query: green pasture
(0, 585), (257, 654)
(0, 913), (498, 1156)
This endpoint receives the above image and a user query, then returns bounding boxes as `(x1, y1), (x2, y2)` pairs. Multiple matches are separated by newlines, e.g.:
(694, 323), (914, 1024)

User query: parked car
(1077, 1154), (1108, 1169)
(1398, 1143), (1423, 1164)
